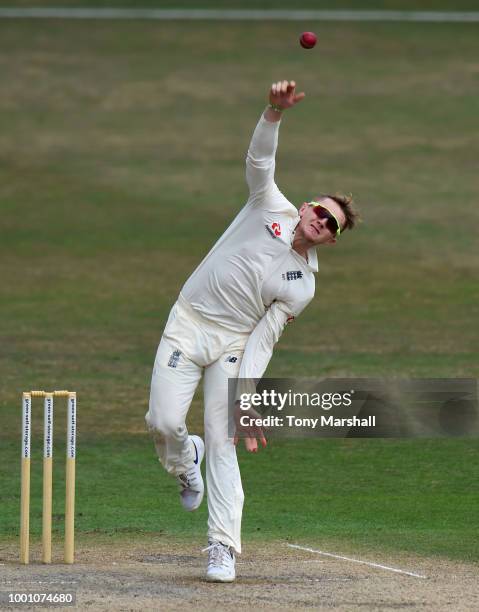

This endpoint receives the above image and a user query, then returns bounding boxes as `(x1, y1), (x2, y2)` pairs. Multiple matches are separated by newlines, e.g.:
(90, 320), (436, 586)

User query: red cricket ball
(300, 31), (317, 49)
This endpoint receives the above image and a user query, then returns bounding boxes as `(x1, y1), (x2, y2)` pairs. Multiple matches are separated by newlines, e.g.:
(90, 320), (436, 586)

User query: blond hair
(314, 193), (360, 231)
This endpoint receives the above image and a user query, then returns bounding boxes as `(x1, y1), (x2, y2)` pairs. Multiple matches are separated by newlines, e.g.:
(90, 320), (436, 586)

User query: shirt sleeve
(245, 113), (281, 199)
(235, 301), (292, 400)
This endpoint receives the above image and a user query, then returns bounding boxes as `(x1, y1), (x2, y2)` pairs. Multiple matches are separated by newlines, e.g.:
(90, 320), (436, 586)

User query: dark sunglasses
(308, 203), (341, 237)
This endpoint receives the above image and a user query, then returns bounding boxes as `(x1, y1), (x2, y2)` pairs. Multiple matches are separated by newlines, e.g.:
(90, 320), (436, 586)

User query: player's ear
(299, 202), (308, 217)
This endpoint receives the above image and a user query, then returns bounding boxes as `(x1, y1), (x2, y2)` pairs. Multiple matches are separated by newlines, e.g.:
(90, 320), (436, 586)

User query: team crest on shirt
(265, 222), (282, 238)
(167, 349), (182, 368)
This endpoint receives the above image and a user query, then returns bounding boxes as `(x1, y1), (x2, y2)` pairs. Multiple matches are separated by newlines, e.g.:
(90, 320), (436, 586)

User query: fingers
(271, 81), (286, 95)
(236, 425), (267, 452)
(243, 426), (267, 453)
(254, 425), (267, 448)
(234, 408), (268, 453)
(269, 80), (305, 109)
(244, 436), (266, 452)
(271, 80), (297, 95)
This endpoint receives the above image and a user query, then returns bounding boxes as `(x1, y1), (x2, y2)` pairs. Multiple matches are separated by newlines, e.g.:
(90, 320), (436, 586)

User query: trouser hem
(208, 532), (241, 555)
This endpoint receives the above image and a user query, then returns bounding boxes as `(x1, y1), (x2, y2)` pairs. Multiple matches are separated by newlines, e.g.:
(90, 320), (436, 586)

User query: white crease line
(287, 544), (426, 578)
(0, 9), (479, 22)
(237, 558), (324, 565)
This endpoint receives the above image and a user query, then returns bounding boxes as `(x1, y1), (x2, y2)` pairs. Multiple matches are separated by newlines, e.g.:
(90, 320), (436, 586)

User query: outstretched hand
(233, 401), (267, 453)
(269, 80), (305, 110)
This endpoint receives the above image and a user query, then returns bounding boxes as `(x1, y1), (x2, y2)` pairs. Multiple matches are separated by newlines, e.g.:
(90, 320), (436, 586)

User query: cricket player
(145, 80), (358, 582)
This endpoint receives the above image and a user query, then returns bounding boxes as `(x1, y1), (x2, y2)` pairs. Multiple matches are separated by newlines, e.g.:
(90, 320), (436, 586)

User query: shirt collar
(291, 216), (319, 273)
(306, 246), (319, 272)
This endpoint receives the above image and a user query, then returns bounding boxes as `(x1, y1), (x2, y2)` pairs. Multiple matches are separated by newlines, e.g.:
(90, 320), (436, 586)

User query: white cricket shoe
(203, 540), (236, 583)
(177, 435), (205, 511)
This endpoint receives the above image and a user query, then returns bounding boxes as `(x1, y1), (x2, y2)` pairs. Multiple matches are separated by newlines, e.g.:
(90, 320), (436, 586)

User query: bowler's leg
(203, 353), (244, 554)
(145, 336), (202, 475)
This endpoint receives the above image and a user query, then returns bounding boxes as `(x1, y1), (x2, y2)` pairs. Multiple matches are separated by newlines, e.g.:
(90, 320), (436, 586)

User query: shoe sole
(205, 574), (235, 583)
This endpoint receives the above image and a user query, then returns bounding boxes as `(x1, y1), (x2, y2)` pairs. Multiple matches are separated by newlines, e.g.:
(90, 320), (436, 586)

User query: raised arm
(246, 80), (305, 198)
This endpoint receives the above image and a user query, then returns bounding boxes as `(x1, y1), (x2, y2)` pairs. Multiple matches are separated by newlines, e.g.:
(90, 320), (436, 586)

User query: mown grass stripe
(0, 9), (479, 22)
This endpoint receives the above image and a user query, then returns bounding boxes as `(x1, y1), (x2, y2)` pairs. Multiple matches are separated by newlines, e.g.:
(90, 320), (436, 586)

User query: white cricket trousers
(145, 294), (249, 554)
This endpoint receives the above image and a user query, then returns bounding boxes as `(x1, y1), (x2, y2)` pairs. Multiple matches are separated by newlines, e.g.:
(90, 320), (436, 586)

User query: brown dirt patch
(1, 539), (477, 611)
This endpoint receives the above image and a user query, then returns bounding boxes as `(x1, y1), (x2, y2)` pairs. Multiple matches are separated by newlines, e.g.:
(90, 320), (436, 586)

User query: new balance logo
(168, 349), (182, 368)
(225, 356), (238, 363)
(282, 271), (303, 281)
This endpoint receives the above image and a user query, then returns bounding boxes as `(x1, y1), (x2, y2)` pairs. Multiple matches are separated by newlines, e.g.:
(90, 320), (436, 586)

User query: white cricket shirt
(181, 112), (318, 379)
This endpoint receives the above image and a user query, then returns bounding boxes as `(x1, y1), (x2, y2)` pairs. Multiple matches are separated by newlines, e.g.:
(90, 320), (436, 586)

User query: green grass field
(2, 1), (479, 10)
(1, 13), (478, 564)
